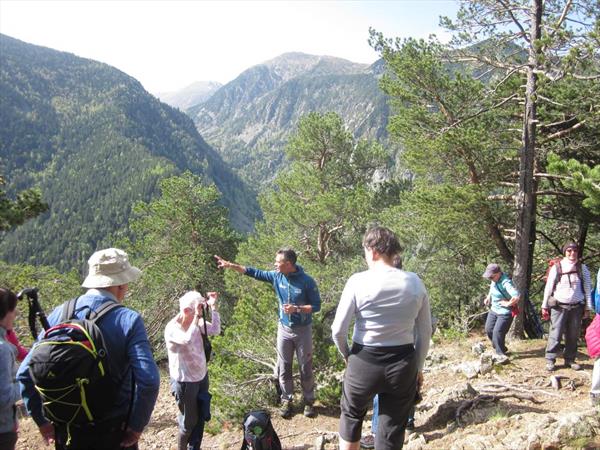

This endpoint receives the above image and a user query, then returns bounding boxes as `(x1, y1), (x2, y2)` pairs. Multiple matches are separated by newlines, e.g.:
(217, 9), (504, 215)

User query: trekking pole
(17, 287), (50, 339)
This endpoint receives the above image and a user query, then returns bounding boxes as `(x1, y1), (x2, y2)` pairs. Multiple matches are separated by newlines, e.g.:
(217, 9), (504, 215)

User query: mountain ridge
(0, 33), (258, 270)
(187, 53), (389, 186)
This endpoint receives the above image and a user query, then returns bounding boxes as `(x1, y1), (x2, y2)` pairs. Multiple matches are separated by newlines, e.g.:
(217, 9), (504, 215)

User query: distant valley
(157, 80), (222, 111)
(0, 36), (393, 271)
(184, 52), (390, 187)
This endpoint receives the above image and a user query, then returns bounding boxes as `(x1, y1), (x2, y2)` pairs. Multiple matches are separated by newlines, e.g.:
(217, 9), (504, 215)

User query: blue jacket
(16, 290), (160, 433)
(245, 264), (321, 327)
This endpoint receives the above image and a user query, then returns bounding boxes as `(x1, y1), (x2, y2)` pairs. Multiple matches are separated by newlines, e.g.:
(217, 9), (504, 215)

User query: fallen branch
(481, 383), (561, 397)
(456, 392), (542, 426)
(479, 377), (562, 398)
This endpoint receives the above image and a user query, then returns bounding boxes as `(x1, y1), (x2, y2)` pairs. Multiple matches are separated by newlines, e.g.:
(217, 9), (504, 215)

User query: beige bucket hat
(81, 248), (142, 288)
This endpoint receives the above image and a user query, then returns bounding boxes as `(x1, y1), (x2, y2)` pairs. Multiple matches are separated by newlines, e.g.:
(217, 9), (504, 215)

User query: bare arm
(214, 255), (246, 274)
(197, 292), (221, 335)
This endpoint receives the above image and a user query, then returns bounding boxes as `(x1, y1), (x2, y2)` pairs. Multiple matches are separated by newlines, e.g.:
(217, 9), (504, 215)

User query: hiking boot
(546, 360), (556, 372)
(495, 354), (509, 364)
(359, 433), (375, 449)
(304, 403), (316, 418)
(564, 360), (581, 370)
(279, 400), (293, 419)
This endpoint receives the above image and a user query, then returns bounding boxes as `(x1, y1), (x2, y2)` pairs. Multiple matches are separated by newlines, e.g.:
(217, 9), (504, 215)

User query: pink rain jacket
(586, 314), (600, 358)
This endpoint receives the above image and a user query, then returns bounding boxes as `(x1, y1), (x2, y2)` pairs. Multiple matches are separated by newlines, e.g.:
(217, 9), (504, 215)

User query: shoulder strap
(551, 261), (562, 295)
(494, 278), (510, 300)
(59, 297), (122, 322)
(577, 263), (588, 299)
(88, 301), (123, 322)
(60, 298), (79, 322)
(201, 305), (209, 337)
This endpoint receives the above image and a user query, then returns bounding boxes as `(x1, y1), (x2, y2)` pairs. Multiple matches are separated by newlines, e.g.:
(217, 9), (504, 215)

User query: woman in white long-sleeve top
(165, 291), (221, 450)
(331, 227), (432, 450)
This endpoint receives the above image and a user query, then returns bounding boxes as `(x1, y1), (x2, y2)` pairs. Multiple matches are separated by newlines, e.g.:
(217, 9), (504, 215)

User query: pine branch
(548, 0), (573, 39)
(439, 93), (519, 135)
(545, 120), (586, 140)
(497, 0), (530, 43)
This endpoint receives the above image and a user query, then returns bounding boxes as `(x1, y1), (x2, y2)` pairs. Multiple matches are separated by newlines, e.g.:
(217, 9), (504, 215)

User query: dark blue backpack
(240, 410), (281, 450)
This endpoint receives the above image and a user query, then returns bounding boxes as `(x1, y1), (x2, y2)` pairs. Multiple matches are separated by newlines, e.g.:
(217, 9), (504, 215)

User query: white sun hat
(81, 248), (142, 288)
(179, 291), (205, 313)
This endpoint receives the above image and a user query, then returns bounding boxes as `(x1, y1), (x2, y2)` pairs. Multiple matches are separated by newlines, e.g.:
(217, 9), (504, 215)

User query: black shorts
(340, 343), (417, 450)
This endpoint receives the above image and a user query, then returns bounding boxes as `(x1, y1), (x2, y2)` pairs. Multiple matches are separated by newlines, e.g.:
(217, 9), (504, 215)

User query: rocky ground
(15, 333), (600, 449)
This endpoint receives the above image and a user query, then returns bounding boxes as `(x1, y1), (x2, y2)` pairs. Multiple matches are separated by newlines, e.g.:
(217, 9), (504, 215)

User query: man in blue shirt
(17, 248), (160, 450)
(215, 248), (321, 418)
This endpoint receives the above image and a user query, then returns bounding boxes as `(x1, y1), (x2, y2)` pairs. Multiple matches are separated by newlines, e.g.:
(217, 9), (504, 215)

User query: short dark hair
(277, 248), (297, 265)
(362, 226), (402, 258)
(0, 288), (18, 321)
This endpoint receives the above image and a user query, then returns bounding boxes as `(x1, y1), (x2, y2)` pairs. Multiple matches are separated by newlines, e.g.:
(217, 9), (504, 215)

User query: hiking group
(1, 230), (599, 450)
(481, 242), (599, 408)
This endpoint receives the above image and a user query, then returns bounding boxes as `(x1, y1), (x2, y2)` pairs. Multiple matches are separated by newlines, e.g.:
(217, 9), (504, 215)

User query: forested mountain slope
(0, 34), (259, 271)
(187, 52), (390, 186)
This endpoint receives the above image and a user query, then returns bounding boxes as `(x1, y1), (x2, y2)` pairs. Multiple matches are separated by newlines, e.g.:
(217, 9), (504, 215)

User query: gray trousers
(277, 322), (315, 403)
(545, 303), (584, 362)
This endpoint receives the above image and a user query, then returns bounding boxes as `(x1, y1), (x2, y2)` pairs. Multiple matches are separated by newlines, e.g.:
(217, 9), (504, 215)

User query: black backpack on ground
(523, 297), (544, 339)
(240, 410), (282, 450)
(28, 298), (122, 429)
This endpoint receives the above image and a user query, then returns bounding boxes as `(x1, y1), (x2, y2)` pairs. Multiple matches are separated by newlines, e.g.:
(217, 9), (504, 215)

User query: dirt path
(14, 333), (599, 449)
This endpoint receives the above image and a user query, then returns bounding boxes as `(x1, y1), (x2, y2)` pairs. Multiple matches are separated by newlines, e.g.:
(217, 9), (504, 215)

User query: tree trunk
(577, 220), (588, 253)
(510, 0), (542, 340)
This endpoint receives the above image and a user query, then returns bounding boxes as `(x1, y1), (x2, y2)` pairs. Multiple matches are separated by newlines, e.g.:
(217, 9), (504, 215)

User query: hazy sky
(0, 0), (458, 94)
